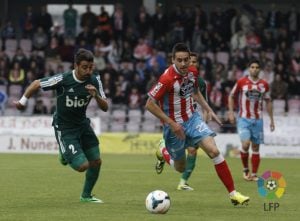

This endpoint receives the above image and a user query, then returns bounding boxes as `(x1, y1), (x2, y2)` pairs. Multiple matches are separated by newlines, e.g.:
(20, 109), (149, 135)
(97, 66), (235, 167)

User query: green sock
(81, 165), (100, 198)
(181, 155), (196, 182)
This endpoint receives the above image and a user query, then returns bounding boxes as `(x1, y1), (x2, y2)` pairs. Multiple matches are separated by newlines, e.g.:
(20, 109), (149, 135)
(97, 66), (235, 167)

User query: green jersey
(40, 70), (106, 129)
(198, 76), (207, 100)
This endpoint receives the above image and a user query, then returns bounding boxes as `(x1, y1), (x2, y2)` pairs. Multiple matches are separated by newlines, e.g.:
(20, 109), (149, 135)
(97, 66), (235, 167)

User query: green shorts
(54, 123), (100, 169)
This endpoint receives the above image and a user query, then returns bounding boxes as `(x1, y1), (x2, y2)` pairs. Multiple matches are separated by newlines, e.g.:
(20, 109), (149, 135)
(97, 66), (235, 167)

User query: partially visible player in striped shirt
(228, 59), (275, 181)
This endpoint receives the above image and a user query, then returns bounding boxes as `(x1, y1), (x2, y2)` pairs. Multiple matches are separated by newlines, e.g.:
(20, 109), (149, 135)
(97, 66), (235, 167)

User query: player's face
(249, 63), (260, 79)
(75, 61), (94, 80)
(172, 52), (190, 75)
(189, 56), (199, 68)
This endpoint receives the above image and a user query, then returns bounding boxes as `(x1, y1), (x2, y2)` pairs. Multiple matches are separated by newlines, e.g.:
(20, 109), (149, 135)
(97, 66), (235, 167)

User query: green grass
(0, 154), (299, 221)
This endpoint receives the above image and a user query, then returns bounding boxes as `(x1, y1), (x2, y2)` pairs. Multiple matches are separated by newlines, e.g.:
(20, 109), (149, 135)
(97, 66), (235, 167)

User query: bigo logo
(66, 96), (89, 107)
(257, 170), (286, 199)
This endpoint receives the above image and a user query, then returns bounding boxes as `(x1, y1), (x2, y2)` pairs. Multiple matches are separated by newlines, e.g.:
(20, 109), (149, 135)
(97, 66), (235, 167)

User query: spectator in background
(19, 6), (35, 39)
(63, 4), (78, 39)
(93, 50), (106, 72)
(151, 4), (168, 42)
(261, 30), (276, 52)
(58, 38), (75, 63)
(230, 30), (247, 52)
(76, 25), (94, 47)
(133, 38), (152, 61)
(271, 73), (288, 112)
(8, 62), (25, 86)
(0, 59), (8, 85)
(12, 48), (28, 70)
(33, 99), (48, 114)
(1, 20), (16, 48)
(287, 74), (300, 97)
(32, 27), (49, 51)
(286, 5), (300, 41)
(35, 5), (53, 36)
(111, 3), (128, 43)
(97, 6), (112, 37)
(45, 37), (61, 62)
(134, 5), (151, 38)
(80, 5), (97, 32)
(127, 87), (142, 110)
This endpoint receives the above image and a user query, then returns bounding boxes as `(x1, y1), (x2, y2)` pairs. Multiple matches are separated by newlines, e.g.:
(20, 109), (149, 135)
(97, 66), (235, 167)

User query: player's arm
(193, 89), (222, 125)
(265, 99), (275, 132)
(14, 79), (41, 110)
(200, 79), (209, 122)
(145, 98), (185, 140)
(85, 84), (108, 112)
(228, 83), (238, 124)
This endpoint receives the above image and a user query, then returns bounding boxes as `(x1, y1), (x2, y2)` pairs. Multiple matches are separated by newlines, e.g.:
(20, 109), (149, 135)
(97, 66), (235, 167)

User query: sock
(161, 147), (174, 166)
(181, 154), (196, 182)
(213, 154), (235, 193)
(251, 151), (260, 174)
(81, 164), (100, 198)
(240, 150), (249, 171)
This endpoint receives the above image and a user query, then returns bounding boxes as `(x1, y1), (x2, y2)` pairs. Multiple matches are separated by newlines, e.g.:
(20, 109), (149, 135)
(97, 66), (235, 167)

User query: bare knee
(174, 159), (186, 173)
(89, 159), (102, 168)
(76, 162), (89, 172)
(207, 148), (220, 159)
(187, 148), (197, 156)
(242, 141), (251, 151)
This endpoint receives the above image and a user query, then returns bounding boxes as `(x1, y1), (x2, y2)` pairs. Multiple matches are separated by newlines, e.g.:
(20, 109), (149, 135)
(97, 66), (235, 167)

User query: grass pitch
(0, 153), (299, 221)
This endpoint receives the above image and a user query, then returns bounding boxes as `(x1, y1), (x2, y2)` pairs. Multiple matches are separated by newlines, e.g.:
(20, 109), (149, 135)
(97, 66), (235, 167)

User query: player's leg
(249, 119), (264, 181)
(155, 139), (174, 174)
(177, 147), (197, 191)
(186, 113), (249, 205)
(237, 118), (252, 181)
(200, 136), (250, 205)
(80, 124), (103, 203)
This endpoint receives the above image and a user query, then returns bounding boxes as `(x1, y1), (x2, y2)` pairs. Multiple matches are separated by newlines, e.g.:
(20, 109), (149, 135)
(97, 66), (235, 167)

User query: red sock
(162, 147), (171, 165)
(214, 160), (235, 193)
(240, 150), (249, 170)
(251, 152), (260, 174)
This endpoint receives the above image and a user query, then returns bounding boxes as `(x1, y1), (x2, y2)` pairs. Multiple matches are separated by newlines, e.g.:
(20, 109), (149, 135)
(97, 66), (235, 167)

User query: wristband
(19, 95), (28, 106)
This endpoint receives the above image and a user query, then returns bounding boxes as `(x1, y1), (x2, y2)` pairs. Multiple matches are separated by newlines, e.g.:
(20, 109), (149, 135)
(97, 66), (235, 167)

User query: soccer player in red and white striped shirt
(146, 43), (250, 206)
(228, 59), (275, 181)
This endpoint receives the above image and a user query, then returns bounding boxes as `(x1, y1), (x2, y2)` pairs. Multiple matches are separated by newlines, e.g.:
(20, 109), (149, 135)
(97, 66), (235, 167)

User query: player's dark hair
(190, 52), (199, 59)
(172, 43), (190, 58)
(248, 59), (260, 67)
(74, 48), (94, 64)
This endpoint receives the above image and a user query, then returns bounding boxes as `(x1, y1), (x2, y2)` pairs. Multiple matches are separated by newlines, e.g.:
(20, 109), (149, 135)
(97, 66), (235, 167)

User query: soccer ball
(145, 190), (171, 214)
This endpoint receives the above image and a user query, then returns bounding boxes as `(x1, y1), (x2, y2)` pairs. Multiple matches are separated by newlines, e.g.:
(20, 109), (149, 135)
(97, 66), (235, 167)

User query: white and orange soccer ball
(145, 190), (171, 214)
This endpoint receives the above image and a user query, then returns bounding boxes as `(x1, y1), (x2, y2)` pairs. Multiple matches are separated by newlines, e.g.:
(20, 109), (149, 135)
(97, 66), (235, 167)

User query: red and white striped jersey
(148, 64), (198, 124)
(230, 75), (270, 119)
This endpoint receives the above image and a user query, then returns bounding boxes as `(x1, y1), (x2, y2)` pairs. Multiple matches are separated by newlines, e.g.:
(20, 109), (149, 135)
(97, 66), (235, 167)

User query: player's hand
(85, 84), (98, 97)
(170, 122), (185, 140)
(210, 111), (223, 126)
(13, 101), (26, 111)
(270, 121), (275, 132)
(228, 111), (235, 124)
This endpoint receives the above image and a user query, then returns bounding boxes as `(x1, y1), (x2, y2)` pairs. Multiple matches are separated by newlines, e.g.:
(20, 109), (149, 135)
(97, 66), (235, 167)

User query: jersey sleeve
(147, 74), (169, 101)
(229, 79), (241, 97)
(95, 74), (107, 99)
(40, 73), (64, 91)
(198, 77), (207, 101)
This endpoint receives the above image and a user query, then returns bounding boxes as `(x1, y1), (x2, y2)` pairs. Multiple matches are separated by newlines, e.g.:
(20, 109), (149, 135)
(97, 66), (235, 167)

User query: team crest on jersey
(246, 89), (262, 101)
(150, 82), (163, 97)
(258, 83), (265, 91)
(179, 74), (195, 97)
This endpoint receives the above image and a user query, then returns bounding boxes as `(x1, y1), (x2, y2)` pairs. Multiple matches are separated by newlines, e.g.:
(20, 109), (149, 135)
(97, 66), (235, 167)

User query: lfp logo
(257, 170), (287, 211)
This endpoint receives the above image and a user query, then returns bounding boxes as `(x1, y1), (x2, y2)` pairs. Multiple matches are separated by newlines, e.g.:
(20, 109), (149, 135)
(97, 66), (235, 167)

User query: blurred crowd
(0, 2), (300, 118)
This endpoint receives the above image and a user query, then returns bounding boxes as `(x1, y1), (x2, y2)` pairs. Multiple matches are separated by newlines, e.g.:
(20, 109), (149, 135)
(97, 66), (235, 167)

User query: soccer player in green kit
(15, 48), (108, 203)
(155, 52), (209, 191)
